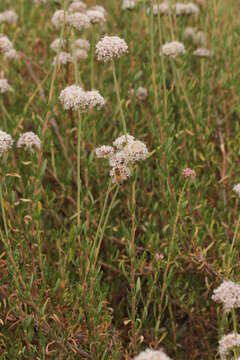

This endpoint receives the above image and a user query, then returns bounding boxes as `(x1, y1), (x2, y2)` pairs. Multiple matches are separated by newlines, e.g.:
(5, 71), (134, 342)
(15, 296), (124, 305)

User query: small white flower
(183, 27), (196, 41)
(50, 38), (66, 52)
(53, 51), (73, 65)
(133, 348), (172, 360)
(95, 145), (114, 159)
(75, 49), (88, 60)
(185, 2), (200, 15)
(0, 35), (14, 53)
(152, 2), (170, 15)
(233, 184), (240, 197)
(91, 5), (107, 15)
(0, 79), (13, 94)
(0, 10), (18, 24)
(75, 38), (90, 51)
(96, 36), (128, 62)
(113, 134), (135, 149)
(59, 85), (84, 111)
(66, 12), (90, 31)
(193, 48), (211, 58)
(68, 1), (87, 13)
(122, 0), (136, 10)
(160, 41), (186, 58)
(219, 333), (240, 360)
(212, 280), (240, 312)
(51, 10), (67, 29)
(0, 130), (13, 155)
(87, 9), (106, 24)
(4, 48), (19, 60)
(135, 86), (148, 101)
(110, 165), (131, 184)
(17, 132), (41, 151)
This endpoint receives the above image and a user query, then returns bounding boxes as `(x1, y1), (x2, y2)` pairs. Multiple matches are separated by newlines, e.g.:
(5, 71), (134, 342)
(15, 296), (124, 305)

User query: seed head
(0, 78), (13, 94)
(0, 130), (13, 154)
(133, 348), (172, 360)
(96, 36), (128, 62)
(160, 41), (186, 58)
(212, 280), (240, 312)
(66, 12), (90, 31)
(219, 333), (240, 360)
(17, 132), (41, 151)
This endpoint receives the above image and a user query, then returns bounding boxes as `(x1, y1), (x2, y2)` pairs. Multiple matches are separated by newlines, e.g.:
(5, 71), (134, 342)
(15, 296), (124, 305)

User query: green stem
(91, 27), (95, 89)
(112, 60), (128, 140)
(77, 111), (82, 236)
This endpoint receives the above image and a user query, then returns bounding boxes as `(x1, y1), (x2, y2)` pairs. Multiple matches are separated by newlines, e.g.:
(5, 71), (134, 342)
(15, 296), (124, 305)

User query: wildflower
(82, 90), (106, 111)
(193, 48), (211, 58)
(17, 132), (41, 151)
(233, 184), (240, 197)
(96, 145), (114, 159)
(152, 2), (170, 15)
(135, 86), (148, 101)
(0, 10), (18, 25)
(133, 348), (172, 360)
(160, 41), (186, 58)
(51, 10), (66, 29)
(75, 38), (90, 51)
(122, 0), (136, 10)
(87, 9), (106, 24)
(123, 140), (149, 163)
(50, 38), (66, 52)
(75, 49), (88, 60)
(0, 35), (14, 53)
(96, 36), (128, 62)
(113, 134), (135, 149)
(185, 2), (200, 15)
(175, 3), (187, 15)
(194, 31), (207, 46)
(53, 51), (73, 65)
(110, 165), (131, 184)
(182, 168), (196, 179)
(68, 0), (87, 13)
(66, 12), (90, 31)
(0, 79), (13, 94)
(59, 85), (84, 111)
(4, 48), (19, 60)
(219, 333), (240, 360)
(0, 130), (13, 154)
(91, 5), (107, 15)
(183, 27), (196, 41)
(212, 280), (240, 312)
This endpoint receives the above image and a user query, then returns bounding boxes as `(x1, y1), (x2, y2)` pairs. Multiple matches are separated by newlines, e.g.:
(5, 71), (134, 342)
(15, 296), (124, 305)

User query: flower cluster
(0, 35), (18, 60)
(53, 51), (73, 66)
(68, 1), (87, 13)
(96, 36), (128, 62)
(59, 85), (105, 112)
(86, 9), (106, 25)
(160, 41), (186, 58)
(133, 348), (172, 360)
(182, 168), (196, 179)
(219, 333), (240, 360)
(183, 27), (206, 46)
(122, 0), (137, 10)
(0, 78), (13, 94)
(17, 132), (41, 151)
(50, 38), (66, 52)
(0, 130), (14, 155)
(212, 280), (240, 312)
(193, 48), (211, 58)
(151, 2), (199, 16)
(0, 10), (18, 25)
(233, 183), (240, 197)
(96, 134), (149, 184)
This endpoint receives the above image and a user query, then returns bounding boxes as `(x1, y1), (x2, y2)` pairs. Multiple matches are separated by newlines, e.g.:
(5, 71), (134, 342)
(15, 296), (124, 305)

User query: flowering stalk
(112, 60), (128, 140)
(90, 27), (96, 89)
(149, 2), (159, 111)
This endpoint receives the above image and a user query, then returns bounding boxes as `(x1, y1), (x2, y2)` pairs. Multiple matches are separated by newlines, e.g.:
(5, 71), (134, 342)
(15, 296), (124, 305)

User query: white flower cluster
(135, 87), (148, 101)
(0, 10), (18, 25)
(73, 38), (90, 59)
(96, 36), (128, 62)
(183, 27), (206, 46)
(68, 1), (87, 13)
(0, 35), (18, 61)
(212, 280), (240, 312)
(122, 0), (137, 10)
(0, 78), (13, 94)
(53, 51), (73, 66)
(151, 2), (199, 16)
(0, 130), (13, 155)
(133, 348), (172, 360)
(66, 12), (90, 31)
(86, 9), (106, 25)
(193, 48), (211, 58)
(50, 38), (66, 52)
(219, 333), (240, 360)
(17, 132), (41, 151)
(59, 85), (105, 112)
(160, 41), (186, 58)
(96, 134), (149, 184)
(233, 183), (240, 197)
